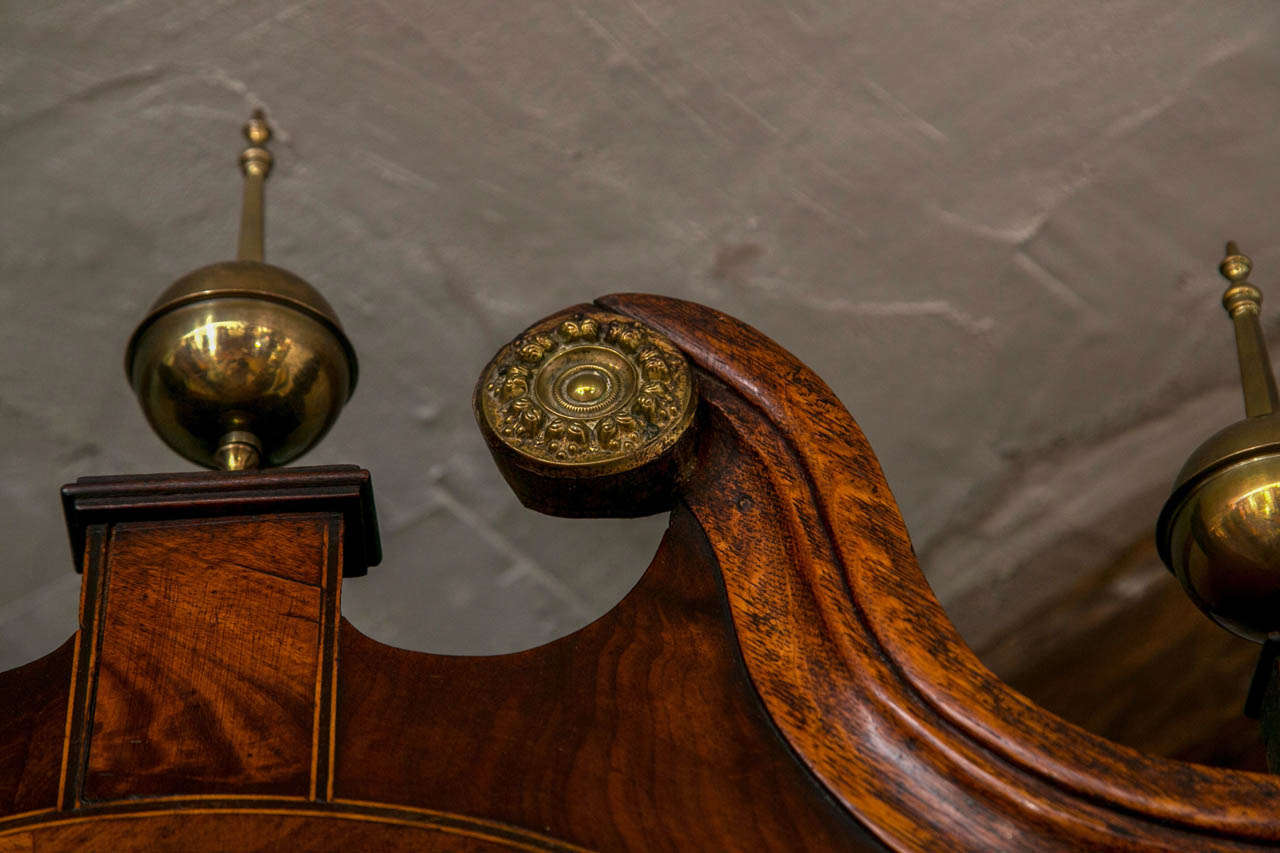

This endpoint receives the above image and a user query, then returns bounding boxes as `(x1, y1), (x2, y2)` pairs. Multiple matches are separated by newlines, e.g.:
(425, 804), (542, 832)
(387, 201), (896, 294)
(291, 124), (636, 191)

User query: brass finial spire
(1219, 242), (1279, 418)
(237, 109), (273, 262)
(125, 111), (358, 473)
(1156, 241), (1280, 646)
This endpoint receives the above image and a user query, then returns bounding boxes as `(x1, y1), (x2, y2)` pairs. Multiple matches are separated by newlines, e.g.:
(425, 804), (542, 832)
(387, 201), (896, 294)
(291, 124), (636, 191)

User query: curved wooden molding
(600, 293), (1280, 850)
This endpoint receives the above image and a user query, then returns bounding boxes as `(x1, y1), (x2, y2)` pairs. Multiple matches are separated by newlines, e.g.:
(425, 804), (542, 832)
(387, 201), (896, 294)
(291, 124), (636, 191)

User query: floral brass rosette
(477, 309), (695, 473)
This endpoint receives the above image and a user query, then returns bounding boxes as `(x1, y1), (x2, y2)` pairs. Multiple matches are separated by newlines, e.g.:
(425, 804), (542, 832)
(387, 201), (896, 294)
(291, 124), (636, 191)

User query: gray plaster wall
(1, 1), (1277, 671)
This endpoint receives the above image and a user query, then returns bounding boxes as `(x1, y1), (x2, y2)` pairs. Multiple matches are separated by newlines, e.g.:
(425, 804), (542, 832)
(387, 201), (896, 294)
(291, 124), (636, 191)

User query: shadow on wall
(342, 493), (669, 656)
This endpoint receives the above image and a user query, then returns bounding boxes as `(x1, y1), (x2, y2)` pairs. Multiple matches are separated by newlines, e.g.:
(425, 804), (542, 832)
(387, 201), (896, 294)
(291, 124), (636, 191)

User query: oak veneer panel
(334, 506), (877, 852)
(81, 514), (338, 801)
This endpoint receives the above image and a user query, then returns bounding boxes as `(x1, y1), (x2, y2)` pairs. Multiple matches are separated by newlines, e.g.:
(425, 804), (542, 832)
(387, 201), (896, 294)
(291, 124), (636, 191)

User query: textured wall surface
(2, 2), (1279, 693)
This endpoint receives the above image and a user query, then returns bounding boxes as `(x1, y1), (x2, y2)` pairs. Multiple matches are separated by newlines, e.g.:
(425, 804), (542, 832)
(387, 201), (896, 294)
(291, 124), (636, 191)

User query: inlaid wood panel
(0, 798), (587, 851)
(72, 513), (343, 803)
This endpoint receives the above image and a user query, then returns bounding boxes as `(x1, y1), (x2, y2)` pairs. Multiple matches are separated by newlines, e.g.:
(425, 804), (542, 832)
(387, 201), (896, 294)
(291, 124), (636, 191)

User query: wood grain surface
(334, 505), (878, 851)
(987, 536), (1266, 772)
(600, 292), (1280, 850)
(61, 465), (379, 577)
(80, 514), (339, 801)
(0, 640), (71, 817)
(0, 798), (589, 852)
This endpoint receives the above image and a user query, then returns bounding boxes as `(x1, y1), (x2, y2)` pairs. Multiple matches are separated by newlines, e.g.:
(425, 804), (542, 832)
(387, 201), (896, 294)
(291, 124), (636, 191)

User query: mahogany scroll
(598, 293), (1280, 850)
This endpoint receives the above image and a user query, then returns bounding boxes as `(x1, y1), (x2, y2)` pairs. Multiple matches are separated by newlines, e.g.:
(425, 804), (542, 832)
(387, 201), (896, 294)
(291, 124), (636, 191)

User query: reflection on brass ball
(1158, 414), (1280, 640)
(474, 307), (698, 517)
(125, 260), (357, 469)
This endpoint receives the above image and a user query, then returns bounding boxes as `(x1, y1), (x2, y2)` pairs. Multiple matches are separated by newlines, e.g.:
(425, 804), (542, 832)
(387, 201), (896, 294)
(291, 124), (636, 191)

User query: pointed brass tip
(244, 109), (272, 147)
(241, 111), (273, 179)
(1221, 241), (1253, 284)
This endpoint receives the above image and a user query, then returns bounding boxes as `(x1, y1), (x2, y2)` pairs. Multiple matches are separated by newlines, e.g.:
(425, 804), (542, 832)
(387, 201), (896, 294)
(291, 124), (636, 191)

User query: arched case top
(0, 294), (1275, 851)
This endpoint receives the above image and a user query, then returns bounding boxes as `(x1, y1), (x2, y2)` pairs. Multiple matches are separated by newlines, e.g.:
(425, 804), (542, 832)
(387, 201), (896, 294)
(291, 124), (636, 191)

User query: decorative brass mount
(474, 307), (698, 517)
(125, 112), (357, 471)
(1157, 243), (1280, 641)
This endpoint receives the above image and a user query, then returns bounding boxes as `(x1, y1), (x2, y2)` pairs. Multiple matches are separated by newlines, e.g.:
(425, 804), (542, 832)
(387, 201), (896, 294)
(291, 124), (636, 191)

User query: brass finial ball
(1222, 256), (1253, 283)
(126, 261), (357, 470)
(126, 111), (354, 470)
(1157, 241), (1280, 640)
(1158, 416), (1280, 640)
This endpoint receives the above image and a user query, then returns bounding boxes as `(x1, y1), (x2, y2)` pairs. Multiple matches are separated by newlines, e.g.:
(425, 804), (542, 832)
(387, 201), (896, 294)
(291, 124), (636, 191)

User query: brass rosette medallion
(475, 307), (698, 516)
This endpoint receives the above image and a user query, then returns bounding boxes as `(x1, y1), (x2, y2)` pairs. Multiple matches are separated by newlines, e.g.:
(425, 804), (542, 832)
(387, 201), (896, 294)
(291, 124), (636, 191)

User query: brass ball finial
(126, 112), (356, 471)
(1158, 243), (1280, 640)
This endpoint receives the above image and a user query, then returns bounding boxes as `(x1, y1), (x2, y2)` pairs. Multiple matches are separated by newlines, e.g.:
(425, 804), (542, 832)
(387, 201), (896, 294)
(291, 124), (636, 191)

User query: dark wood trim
(59, 524), (109, 811)
(61, 465), (380, 578)
(312, 515), (343, 801)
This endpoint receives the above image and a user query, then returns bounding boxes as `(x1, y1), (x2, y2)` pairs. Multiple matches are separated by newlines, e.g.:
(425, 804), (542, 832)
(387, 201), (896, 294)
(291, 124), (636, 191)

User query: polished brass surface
(1221, 242), (1254, 286)
(237, 110), (273, 263)
(475, 309), (696, 476)
(1161, 451), (1280, 640)
(139, 259), (348, 334)
(1220, 243), (1280, 418)
(1166, 413), (1280, 497)
(128, 296), (353, 469)
(126, 112), (356, 470)
(1157, 243), (1280, 640)
(215, 429), (262, 471)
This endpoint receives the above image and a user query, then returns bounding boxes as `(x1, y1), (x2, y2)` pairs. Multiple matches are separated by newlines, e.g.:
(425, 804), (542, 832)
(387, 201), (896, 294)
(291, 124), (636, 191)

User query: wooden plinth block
(57, 466), (379, 807)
